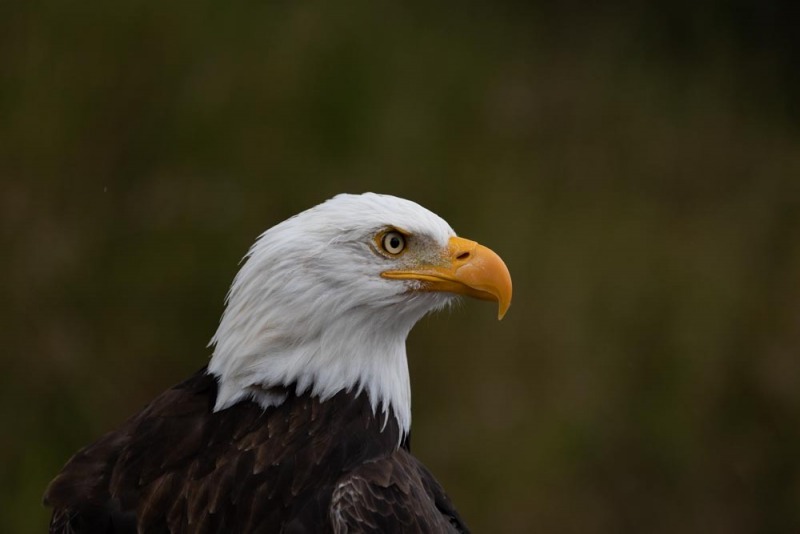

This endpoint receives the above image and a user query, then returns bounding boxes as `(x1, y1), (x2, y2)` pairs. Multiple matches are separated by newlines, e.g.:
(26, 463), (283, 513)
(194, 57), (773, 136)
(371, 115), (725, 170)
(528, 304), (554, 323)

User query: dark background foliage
(2, 2), (799, 532)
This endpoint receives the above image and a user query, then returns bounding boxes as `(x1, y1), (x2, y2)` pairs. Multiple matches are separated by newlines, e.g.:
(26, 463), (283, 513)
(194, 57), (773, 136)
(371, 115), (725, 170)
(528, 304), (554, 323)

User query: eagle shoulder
(329, 449), (469, 534)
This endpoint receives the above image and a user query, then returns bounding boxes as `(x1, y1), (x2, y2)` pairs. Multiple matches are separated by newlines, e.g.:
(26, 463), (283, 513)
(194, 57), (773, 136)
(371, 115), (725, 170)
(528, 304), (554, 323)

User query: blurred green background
(3, 2), (800, 532)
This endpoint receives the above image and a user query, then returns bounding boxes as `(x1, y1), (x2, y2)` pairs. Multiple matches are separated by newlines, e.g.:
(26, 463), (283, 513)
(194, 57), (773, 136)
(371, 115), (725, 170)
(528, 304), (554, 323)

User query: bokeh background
(3, 2), (800, 532)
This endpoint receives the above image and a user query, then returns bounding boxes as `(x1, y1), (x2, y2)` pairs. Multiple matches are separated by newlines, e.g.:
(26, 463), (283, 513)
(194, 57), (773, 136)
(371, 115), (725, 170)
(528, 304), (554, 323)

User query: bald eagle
(44, 193), (512, 533)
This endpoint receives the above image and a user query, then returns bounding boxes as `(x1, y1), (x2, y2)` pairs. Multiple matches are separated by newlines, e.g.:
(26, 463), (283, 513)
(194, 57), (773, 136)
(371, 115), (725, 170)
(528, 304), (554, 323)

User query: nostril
(456, 251), (470, 261)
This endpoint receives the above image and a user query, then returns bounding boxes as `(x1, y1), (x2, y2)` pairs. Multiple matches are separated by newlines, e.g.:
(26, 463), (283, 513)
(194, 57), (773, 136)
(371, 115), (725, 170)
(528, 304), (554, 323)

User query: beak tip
(497, 301), (510, 320)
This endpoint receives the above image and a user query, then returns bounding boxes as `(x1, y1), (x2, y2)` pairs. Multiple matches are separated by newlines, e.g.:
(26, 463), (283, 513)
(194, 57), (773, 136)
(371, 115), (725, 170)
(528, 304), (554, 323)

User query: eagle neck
(209, 310), (415, 444)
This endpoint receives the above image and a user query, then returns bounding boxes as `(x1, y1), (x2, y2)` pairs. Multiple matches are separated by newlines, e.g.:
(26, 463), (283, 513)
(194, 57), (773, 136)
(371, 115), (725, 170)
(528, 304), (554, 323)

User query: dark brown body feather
(44, 368), (468, 533)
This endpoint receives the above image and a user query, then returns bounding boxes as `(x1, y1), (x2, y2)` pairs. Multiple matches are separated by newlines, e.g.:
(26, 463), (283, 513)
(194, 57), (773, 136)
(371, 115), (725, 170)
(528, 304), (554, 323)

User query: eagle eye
(381, 231), (406, 255)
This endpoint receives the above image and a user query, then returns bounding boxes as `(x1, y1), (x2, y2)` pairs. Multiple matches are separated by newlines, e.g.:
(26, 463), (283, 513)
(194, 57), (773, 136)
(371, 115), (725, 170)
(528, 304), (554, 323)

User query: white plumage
(209, 193), (459, 437)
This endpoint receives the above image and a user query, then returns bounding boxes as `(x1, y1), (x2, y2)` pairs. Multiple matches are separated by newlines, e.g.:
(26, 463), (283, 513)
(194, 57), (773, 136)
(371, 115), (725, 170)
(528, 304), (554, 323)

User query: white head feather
(208, 193), (457, 438)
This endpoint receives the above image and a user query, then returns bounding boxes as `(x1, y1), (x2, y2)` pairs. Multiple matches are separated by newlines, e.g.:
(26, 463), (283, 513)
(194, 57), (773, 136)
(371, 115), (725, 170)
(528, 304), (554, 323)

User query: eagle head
(209, 193), (512, 437)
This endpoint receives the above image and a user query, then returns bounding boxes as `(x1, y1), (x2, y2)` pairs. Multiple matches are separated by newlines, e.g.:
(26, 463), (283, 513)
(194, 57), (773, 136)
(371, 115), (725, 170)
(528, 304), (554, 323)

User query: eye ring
(381, 231), (406, 255)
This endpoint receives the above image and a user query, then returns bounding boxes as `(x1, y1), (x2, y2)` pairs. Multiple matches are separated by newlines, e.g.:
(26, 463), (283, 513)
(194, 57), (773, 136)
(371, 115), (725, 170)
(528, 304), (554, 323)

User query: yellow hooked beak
(381, 236), (512, 319)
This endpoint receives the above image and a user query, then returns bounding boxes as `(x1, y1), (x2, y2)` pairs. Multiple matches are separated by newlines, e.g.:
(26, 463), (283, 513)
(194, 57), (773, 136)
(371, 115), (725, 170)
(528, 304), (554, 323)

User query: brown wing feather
(330, 450), (470, 533)
(45, 367), (436, 533)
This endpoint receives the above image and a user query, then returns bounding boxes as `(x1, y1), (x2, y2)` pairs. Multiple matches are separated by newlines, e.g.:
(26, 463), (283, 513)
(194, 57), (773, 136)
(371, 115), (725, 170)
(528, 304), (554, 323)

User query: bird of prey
(44, 193), (512, 533)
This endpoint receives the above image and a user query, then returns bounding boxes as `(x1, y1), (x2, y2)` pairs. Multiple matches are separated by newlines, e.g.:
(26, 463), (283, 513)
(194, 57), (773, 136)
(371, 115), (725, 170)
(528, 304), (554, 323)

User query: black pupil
(388, 236), (401, 250)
